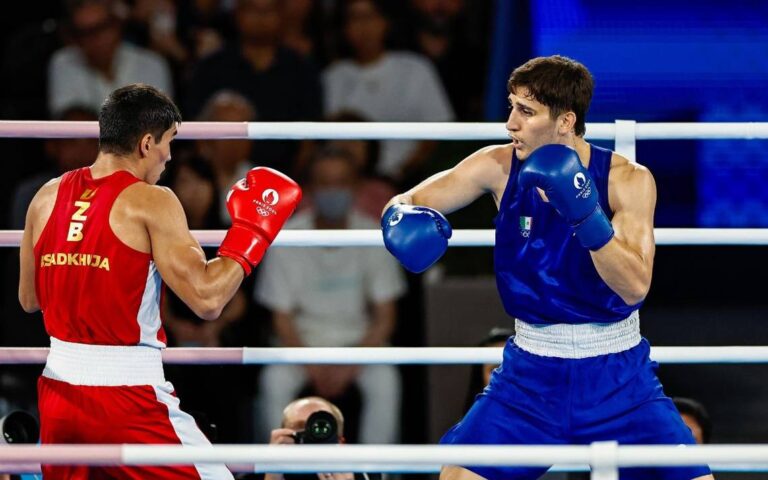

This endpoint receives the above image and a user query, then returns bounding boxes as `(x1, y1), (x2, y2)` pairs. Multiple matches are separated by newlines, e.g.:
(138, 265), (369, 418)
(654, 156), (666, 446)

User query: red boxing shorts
(38, 338), (233, 480)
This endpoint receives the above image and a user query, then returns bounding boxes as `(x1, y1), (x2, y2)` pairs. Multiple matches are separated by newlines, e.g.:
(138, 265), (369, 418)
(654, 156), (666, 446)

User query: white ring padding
(1, 121), (768, 140)
(3, 346), (768, 365)
(2, 228), (768, 247)
(2, 443), (768, 469)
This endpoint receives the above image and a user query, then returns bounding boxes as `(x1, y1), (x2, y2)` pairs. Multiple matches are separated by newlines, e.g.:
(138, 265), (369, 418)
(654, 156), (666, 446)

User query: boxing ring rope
(1, 120), (768, 141)
(1, 228), (768, 247)
(2, 346), (768, 365)
(3, 443), (768, 478)
(2, 120), (767, 477)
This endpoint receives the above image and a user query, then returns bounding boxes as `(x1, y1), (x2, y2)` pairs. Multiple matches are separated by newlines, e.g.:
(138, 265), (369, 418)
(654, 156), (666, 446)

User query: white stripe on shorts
(153, 382), (234, 480)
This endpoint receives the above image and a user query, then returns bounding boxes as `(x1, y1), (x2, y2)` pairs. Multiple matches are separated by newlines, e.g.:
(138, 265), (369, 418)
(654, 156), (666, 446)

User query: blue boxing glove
(518, 144), (614, 250)
(381, 204), (452, 273)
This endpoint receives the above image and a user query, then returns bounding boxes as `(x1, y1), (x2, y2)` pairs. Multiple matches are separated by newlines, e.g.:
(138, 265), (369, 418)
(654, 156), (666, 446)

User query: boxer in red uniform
(18, 83), (301, 479)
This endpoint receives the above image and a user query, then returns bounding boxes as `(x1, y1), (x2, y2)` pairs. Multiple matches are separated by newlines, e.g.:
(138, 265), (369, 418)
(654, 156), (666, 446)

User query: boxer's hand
(218, 167), (302, 275)
(381, 204), (452, 273)
(518, 144), (614, 250)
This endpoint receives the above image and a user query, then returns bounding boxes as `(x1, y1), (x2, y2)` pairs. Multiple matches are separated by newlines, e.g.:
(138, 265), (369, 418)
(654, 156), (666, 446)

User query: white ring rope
(2, 346), (768, 365)
(1, 228), (767, 247)
(1, 443), (768, 471)
(1, 121), (768, 140)
(2, 121), (763, 479)
(2, 447), (768, 475)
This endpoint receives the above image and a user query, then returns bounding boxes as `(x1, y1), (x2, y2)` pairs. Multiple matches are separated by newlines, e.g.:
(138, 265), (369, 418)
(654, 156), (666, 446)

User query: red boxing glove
(218, 167), (302, 276)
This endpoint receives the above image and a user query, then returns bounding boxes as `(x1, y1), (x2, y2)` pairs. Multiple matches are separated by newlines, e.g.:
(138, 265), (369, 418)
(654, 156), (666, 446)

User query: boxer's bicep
(144, 187), (241, 320)
(144, 189), (209, 297)
(610, 165), (656, 267)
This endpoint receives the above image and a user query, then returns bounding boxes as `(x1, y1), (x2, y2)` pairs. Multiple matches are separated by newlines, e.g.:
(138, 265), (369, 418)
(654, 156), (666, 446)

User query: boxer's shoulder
(27, 176), (63, 230)
(111, 182), (184, 230)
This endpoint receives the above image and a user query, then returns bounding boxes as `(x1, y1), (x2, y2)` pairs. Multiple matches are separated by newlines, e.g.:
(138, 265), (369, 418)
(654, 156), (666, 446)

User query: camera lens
(309, 418), (332, 439)
(1, 411), (40, 444)
(303, 411), (338, 444)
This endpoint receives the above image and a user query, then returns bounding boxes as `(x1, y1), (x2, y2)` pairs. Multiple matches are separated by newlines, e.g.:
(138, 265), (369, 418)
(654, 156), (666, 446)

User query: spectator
(176, 0), (236, 63)
(257, 396), (380, 480)
(10, 105), (98, 229)
(405, 0), (487, 120)
(323, 0), (454, 184)
(673, 397), (712, 444)
(279, 0), (329, 64)
(254, 148), (406, 445)
(48, 0), (173, 116)
(195, 90), (257, 225)
(184, 0), (323, 174)
(124, 0), (189, 66)
(322, 111), (396, 221)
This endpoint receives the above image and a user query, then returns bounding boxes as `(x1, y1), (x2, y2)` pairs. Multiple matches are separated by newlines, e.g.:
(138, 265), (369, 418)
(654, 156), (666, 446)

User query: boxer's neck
(90, 152), (144, 180)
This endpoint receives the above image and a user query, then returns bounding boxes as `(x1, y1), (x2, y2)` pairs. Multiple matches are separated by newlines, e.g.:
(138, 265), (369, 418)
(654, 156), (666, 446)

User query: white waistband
(513, 311), (641, 359)
(43, 337), (165, 386)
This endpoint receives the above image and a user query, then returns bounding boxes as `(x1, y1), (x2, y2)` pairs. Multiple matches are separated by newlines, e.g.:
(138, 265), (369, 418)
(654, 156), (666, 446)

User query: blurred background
(0, 0), (767, 478)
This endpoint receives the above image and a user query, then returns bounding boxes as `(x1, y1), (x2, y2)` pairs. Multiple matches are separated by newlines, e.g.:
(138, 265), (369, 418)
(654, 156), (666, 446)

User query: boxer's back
(33, 167), (167, 347)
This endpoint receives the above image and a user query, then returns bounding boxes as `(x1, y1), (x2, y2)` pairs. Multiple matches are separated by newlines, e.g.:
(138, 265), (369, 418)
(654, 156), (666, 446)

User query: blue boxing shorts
(440, 336), (711, 480)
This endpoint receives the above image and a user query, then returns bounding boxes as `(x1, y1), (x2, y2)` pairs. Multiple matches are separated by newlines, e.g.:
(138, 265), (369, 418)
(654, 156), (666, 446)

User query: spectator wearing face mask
(253, 146), (407, 445)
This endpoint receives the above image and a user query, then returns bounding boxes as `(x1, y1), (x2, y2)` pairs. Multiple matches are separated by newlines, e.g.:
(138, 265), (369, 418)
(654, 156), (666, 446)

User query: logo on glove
(251, 189), (281, 217)
(262, 189), (279, 206)
(573, 173), (586, 190)
(573, 172), (592, 199)
(388, 210), (403, 227)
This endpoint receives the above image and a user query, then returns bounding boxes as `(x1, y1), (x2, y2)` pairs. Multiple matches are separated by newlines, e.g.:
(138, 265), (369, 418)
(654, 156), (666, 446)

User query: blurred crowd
(0, 0), (714, 454)
(0, 0), (493, 446)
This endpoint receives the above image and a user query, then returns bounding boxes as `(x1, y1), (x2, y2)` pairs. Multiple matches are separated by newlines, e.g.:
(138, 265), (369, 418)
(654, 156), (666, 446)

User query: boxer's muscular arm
(591, 161), (656, 305)
(19, 208), (40, 313)
(139, 185), (243, 321)
(19, 179), (59, 313)
(384, 145), (511, 214)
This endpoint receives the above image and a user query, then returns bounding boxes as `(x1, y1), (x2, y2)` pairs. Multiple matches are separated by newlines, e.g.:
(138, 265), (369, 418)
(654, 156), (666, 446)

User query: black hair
(98, 83), (181, 156)
(507, 55), (593, 137)
(672, 397), (712, 443)
(333, 0), (395, 59)
(308, 144), (360, 184)
(324, 110), (381, 177)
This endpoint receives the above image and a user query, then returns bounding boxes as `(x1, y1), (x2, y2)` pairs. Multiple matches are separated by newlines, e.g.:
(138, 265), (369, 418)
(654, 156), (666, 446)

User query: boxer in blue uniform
(381, 55), (713, 480)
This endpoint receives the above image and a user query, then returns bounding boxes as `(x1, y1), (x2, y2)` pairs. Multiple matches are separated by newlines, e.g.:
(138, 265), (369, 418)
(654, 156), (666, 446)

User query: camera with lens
(0, 410), (39, 444)
(292, 410), (338, 444)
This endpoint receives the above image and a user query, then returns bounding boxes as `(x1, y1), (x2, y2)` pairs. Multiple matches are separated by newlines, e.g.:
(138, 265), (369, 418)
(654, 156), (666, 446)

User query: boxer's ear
(558, 111), (577, 135)
(138, 133), (153, 157)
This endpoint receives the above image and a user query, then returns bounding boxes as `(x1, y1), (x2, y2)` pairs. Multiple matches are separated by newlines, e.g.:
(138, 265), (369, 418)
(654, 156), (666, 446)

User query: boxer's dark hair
(98, 83), (181, 156)
(507, 55), (593, 137)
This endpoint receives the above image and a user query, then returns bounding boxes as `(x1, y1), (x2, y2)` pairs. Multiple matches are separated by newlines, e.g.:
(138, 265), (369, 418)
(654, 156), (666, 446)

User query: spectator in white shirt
(254, 146), (406, 445)
(48, 0), (173, 116)
(323, 0), (454, 184)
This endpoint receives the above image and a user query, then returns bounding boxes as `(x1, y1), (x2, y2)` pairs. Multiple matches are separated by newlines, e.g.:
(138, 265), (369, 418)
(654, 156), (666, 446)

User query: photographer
(264, 397), (378, 480)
